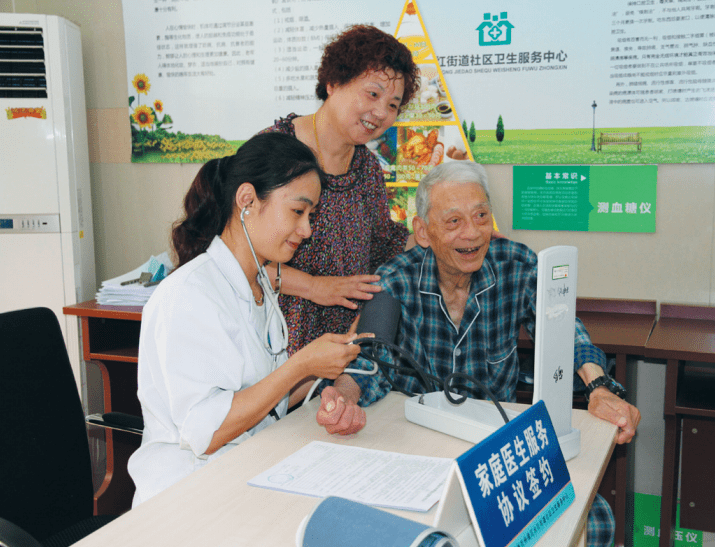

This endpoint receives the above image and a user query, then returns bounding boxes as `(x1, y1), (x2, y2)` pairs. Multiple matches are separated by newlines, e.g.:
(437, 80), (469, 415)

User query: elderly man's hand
(587, 388), (641, 444)
(316, 386), (366, 435)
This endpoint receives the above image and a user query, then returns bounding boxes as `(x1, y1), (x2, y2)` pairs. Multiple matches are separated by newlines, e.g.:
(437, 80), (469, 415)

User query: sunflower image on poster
(128, 73), (235, 163)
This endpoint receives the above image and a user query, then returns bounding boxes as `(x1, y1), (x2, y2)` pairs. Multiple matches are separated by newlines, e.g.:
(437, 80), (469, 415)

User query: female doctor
(128, 132), (364, 505)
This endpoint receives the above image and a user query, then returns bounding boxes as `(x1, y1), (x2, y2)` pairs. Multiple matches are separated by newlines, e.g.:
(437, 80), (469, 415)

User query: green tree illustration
(496, 115), (505, 144)
(469, 121), (476, 143)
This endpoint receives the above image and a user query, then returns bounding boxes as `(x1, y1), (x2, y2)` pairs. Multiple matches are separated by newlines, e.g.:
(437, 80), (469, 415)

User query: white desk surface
(76, 393), (616, 547)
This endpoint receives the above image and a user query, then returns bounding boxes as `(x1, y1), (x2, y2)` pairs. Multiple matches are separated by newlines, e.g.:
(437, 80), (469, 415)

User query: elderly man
(316, 161), (640, 547)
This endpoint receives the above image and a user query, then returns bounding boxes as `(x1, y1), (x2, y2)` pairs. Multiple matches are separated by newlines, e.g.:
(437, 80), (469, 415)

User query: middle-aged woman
(128, 132), (363, 505)
(263, 24), (420, 368)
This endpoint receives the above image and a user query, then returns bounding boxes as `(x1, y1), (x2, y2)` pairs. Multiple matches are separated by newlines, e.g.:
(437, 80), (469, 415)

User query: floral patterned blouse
(263, 114), (409, 356)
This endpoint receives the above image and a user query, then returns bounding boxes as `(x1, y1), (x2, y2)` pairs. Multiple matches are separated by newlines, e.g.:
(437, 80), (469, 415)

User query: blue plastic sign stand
(434, 401), (574, 547)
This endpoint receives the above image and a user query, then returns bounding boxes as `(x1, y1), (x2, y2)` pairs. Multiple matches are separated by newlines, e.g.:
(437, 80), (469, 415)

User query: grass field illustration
(465, 126), (715, 164)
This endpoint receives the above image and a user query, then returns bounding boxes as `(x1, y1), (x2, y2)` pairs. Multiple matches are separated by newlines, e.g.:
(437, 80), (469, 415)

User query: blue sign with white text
(457, 401), (574, 547)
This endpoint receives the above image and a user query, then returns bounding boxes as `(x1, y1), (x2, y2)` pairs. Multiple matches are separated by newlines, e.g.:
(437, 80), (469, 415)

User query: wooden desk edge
(659, 303), (715, 321)
(564, 409), (618, 547)
(576, 298), (657, 316)
(644, 320), (715, 363)
(63, 300), (143, 321)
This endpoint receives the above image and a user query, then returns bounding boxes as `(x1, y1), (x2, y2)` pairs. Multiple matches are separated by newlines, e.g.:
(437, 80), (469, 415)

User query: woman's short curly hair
(316, 25), (419, 108)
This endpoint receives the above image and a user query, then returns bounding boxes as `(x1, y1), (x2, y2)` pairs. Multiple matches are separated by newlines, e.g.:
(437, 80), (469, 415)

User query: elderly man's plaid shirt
(351, 239), (606, 407)
(348, 239), (613, 547)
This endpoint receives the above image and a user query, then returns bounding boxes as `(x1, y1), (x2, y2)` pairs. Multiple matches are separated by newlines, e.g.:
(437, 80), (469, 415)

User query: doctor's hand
(316, 385), (366, 435)
(588, 388), (641, 444)
(295, 333), (362, 380)
(308, 275), (382, 309)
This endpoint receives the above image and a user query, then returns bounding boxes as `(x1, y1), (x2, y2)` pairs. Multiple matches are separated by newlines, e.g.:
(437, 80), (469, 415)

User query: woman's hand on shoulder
(293, 332), (362, 379)
(308, 275), (381, 309)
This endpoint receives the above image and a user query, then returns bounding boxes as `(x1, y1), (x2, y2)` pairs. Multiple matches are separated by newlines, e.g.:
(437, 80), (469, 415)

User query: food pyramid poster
(382, 0), (496, 232)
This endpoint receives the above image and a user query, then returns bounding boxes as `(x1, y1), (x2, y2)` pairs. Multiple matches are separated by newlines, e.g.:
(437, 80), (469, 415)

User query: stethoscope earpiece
(239, 205), (287, 357)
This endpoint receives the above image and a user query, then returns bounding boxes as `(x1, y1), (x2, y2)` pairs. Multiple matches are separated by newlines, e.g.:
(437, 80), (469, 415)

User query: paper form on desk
(247, 441), (452, 512)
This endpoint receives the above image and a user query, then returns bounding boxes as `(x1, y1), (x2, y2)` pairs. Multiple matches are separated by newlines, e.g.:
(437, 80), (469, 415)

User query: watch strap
(586, 375), (626, 401)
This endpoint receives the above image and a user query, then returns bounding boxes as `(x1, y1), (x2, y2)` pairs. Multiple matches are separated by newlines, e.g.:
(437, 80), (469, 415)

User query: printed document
(248, 441), (451, 512)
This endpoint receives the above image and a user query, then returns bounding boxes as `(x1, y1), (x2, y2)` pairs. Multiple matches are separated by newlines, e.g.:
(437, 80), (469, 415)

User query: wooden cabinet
(680, 416), (715, 531)
(64, 301), (143, 515)
(644, 304), (715, 546)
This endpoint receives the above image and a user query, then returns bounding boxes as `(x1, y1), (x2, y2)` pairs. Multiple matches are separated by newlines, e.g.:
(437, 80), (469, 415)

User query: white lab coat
(128, 236), (289, 505)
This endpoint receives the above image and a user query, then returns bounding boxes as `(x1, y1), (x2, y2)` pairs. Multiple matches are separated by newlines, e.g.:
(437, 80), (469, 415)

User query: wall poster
(123, 0), (715, 166)
(123, 0), (713, 234)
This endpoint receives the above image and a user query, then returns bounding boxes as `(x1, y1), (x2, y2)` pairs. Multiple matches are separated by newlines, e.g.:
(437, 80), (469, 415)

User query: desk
(643, 304), (715, 547)
(65, 297), (642, 531)
(73, 392), (616, 547)
(63, 301), (143, 515)
(519, 297), (657, 547)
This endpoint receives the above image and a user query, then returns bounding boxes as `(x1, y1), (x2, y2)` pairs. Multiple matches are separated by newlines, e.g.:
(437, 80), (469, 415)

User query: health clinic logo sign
(477, 12), (514, 46)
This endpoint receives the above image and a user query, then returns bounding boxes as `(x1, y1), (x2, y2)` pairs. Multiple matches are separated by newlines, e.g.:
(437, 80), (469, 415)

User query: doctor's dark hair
(172, 132), (323, 268)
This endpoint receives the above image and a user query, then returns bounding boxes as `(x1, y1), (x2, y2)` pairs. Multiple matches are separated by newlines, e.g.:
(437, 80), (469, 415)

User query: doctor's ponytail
(172, 132), (323, 269)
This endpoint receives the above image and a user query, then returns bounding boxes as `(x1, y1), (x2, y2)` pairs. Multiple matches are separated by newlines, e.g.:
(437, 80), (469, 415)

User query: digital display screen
(0, 218), (14, 229)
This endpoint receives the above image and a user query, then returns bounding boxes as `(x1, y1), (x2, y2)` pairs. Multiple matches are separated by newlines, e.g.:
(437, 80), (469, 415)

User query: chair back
(0, 517), (43, 547)
(0, 308), (94, 541)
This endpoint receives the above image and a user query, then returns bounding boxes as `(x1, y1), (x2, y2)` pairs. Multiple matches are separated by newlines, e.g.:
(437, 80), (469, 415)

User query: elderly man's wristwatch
(585, 374), (627, 401)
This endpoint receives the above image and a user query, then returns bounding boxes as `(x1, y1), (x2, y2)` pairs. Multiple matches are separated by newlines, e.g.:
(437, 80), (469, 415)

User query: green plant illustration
(496, 115), (505, 144)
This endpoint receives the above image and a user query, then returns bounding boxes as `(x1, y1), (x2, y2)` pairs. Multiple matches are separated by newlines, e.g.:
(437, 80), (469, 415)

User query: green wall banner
(631, 492), (702, 547)
(513, 165), (656, 233)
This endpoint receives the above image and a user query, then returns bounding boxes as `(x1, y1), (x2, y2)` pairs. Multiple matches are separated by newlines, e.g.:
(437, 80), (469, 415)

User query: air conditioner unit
(0, 13), (96, 398)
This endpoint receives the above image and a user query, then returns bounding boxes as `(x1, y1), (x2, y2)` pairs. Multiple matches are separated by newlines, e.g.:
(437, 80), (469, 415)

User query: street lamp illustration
(590, 100), (597, 152)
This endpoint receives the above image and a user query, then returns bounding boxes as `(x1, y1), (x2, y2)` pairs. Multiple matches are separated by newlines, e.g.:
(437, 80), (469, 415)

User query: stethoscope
(240, 205), (377, 406)
(240, 206), (288, 357)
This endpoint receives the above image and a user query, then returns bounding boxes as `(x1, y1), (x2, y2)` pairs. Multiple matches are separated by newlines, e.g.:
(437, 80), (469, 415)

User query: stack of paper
(96, 253), (173, 306)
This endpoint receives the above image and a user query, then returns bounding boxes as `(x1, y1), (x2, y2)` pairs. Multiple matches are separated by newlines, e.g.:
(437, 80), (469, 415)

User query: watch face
(611, 379), (627, 398)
